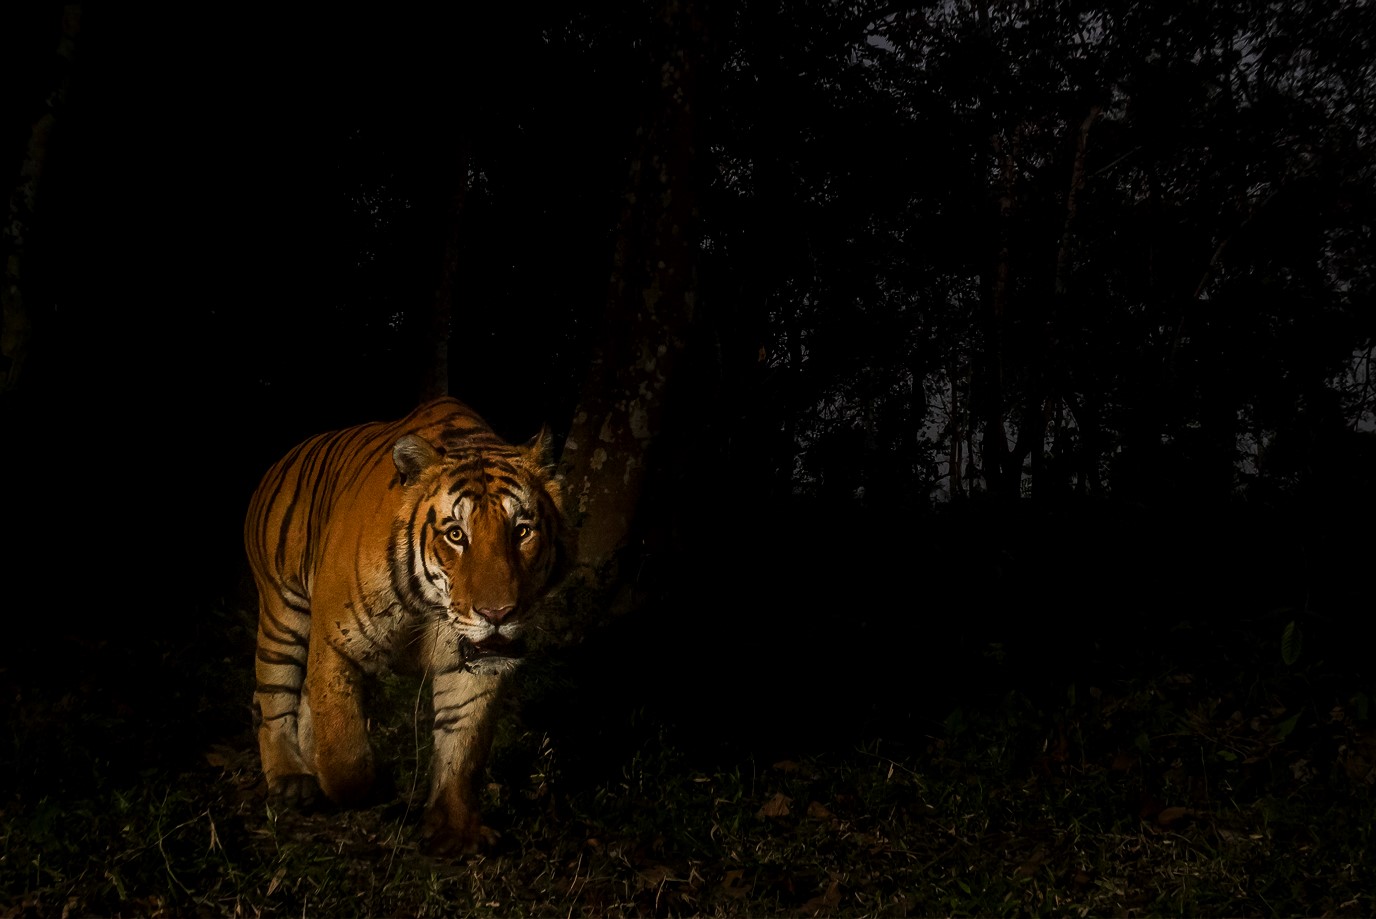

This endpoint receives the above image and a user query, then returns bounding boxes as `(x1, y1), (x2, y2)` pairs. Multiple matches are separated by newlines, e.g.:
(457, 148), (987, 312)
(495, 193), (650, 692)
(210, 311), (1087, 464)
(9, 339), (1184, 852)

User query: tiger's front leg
(421, 666), (506, 857)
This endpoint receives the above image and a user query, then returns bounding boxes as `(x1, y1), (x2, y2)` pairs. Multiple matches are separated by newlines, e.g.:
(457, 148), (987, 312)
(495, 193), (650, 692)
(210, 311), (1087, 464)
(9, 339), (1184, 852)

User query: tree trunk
(1054, 105), (1100, 299)
(2, 5), (80, 399)
(948, 368), (963, 497)
(978, 127), (1018, 496)
(557, 0), (705, 613)
(420, 139), (470, 402)
(1023, 104), (1100, 498)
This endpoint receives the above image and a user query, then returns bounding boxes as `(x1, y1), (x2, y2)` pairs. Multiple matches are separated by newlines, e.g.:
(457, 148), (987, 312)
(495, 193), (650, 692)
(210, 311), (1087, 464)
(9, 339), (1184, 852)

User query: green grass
(3, 595), (1373, 917)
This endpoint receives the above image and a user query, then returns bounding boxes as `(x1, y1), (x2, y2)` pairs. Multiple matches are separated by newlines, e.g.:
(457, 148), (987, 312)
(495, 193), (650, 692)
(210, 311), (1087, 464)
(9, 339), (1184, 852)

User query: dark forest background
(2, 2), (1374, 904)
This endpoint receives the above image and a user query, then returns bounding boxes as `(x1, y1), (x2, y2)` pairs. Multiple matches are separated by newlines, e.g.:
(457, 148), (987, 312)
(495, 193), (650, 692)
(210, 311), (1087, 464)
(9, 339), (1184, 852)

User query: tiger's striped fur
(243, 397), (565, 856)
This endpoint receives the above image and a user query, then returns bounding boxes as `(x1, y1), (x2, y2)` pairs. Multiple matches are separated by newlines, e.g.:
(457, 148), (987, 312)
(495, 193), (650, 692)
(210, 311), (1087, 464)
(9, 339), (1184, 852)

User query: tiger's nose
(476, 605), (515, 625)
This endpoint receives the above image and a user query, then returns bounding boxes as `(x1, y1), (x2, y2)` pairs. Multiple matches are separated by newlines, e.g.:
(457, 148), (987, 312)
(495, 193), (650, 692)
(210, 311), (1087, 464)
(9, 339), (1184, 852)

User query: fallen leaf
(1015, 847), (1047, 877)
(204, 745), (236, 768)
(637, 865), (673, 889)
(721, 869), (749, 898)
(802, 879), (842, 914)
(806, 800), (832, 819)
(1156, 806), (1192, 828)
(757, 792), (792, 818)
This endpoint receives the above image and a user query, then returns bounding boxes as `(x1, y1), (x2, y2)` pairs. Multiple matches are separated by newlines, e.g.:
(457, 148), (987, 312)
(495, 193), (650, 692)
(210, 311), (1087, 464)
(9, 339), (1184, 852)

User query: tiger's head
(390, 429), (566, 673)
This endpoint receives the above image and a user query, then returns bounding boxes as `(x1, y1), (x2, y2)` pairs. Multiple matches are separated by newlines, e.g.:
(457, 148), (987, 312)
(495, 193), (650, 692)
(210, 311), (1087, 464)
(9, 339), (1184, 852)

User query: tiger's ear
(393, 434), (443, 486)
(523, 425), (564, 511)
(522, 424), (556, 472)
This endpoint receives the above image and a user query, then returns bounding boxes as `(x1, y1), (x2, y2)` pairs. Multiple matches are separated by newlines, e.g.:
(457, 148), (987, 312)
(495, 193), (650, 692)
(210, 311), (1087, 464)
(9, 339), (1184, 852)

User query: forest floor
(3, 523), (1374, 918)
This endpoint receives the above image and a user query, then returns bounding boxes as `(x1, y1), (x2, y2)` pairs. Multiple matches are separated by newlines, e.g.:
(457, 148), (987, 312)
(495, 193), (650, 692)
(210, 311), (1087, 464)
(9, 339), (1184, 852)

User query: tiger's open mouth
(459, 636), (526, 676)
(460, 635), (526, 662)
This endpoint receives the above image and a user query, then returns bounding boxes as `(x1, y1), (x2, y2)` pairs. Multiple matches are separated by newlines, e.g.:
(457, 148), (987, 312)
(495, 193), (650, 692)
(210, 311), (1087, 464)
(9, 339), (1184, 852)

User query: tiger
(243, 396), (566, 856)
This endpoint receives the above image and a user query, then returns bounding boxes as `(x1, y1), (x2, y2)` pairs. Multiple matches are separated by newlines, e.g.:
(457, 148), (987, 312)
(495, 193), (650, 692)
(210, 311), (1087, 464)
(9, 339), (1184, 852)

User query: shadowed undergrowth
(3, 505), (1373, 917)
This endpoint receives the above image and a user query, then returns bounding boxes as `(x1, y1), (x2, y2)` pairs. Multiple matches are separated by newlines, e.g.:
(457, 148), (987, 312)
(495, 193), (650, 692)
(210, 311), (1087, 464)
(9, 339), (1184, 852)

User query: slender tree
(2, 5), (79, 399)
(558, 0), (708, 613)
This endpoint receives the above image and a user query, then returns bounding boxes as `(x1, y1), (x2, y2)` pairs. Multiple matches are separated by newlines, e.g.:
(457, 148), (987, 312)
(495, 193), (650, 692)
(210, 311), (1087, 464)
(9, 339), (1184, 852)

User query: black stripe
(256, 647), (305, 666)
(259, 610), (309, 646)
(433, 714), (465, 732)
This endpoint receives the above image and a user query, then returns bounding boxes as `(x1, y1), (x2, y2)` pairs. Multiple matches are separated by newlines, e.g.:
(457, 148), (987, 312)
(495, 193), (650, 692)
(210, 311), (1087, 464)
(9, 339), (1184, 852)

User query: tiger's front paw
(420, 805), (499, 858)
(267, 772), (323, 812)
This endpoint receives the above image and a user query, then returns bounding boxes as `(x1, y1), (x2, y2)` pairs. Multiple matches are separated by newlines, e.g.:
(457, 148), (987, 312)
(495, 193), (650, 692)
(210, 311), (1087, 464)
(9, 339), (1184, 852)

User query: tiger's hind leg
(303, 613), (378, 808)
(253, 587), (322, 810)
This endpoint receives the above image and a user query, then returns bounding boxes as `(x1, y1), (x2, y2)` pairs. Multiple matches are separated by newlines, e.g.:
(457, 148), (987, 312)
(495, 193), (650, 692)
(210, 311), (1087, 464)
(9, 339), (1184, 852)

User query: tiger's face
(392, 432), (564, 672)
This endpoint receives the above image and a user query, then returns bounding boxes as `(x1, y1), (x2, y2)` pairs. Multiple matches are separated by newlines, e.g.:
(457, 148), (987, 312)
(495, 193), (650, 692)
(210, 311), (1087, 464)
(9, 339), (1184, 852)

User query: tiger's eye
(446, 526), (466, 544)
(514, 523), (532, 540)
